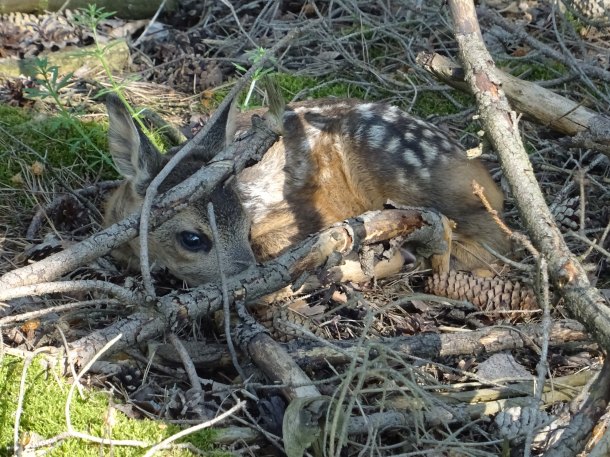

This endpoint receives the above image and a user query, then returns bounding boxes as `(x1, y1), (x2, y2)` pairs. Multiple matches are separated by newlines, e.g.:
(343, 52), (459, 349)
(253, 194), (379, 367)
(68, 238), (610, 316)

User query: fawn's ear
(189, 98), (237, 162)
(106, 94), (163, 195)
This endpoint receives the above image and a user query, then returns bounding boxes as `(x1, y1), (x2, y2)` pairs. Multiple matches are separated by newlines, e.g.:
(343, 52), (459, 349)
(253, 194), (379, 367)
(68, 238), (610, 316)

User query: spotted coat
(104, 96), (509, 286)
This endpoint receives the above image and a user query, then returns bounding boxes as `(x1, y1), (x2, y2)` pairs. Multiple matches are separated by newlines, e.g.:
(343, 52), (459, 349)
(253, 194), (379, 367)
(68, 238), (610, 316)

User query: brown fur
(103, 95), (255, 285)
(237, 100), (508, 269)
(104, 96), (509, 286)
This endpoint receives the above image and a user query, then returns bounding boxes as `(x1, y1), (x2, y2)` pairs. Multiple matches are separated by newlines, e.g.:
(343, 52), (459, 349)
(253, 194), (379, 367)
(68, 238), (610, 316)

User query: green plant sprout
(72, 5), (154, 138)
(234, 47), (276, 108)
(26, 5), (164, 162)
(23, 58), (115, 168)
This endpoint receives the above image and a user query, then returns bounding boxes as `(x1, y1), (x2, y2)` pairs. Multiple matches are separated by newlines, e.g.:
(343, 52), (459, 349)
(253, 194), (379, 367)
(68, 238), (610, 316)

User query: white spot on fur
(292, 123), (321, 153)
(403, 150), (422, 168)
(420, 141), (438, 161)
(382, 107), (400, 123)
(404, 131), (415, 142)
(293, 103), (353, 117)
(367, 125), (386, 149)
(418, 168), (431, 180)
(387, 137), (401, 154)
(422, 129), (435, 139)
(356, 103), (375, 120)
(237, 143), (289, 222)
(322, 102), (351, 111)
(413, 119), (427, 127)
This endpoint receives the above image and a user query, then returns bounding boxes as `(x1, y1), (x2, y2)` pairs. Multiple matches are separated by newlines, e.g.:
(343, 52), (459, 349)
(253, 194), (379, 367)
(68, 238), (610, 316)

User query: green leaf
(283, 396), (331, 457)
(57, 72), (74, 91)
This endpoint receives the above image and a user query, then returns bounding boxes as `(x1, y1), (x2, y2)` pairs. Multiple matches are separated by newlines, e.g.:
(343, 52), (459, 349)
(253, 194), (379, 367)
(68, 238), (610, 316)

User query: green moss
(498, 59), (567, 82)
(210, 72), (371, 110)
(0, 354), (231, 456)
(0, 103), (117, 187)
(408, 89), (474, 118)
(274, 72), (369, 100)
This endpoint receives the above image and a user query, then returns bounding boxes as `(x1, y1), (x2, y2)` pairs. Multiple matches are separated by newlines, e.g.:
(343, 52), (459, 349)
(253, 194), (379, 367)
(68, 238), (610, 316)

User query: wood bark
(0, 40), (130, 79)
(246, 333), (320, 400)
(154, 319), (591, 371)
(447, 1), (610, 454)
(416, 51), (603, 138)
(0, 0), (177, 19)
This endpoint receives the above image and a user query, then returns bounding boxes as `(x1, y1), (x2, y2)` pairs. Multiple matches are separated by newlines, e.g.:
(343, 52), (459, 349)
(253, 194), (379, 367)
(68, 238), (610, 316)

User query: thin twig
(14, 347), (50, 452)
(472, 180), (513, 237)
(168, 333), (202, 394)
(473, 180), (539, 257)
(57, 325), (84, 399)
(578, 168), (587, 236)
(524, 257), (551, 456)
(219, 0), (258, 48)
(569, 230), (610, 261)
(207, 202), (247, 383)
(142, 401), (246, 457)
(0, 280), (142, 307)
(0, 299), (119, 326)
(132, 0), (167, 47)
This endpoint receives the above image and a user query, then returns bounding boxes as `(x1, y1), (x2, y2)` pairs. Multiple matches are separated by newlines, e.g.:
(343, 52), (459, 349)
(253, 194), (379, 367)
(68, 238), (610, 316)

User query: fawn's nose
(223, 249), (257, 277)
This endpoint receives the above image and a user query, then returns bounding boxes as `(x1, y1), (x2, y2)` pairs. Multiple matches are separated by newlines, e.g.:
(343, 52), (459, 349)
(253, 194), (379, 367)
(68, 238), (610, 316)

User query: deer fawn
(103, 94), (509, 286)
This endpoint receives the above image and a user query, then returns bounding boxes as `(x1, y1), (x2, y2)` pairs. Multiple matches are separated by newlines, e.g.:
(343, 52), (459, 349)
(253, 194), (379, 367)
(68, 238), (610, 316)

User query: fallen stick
(67, 208), (448, 367)
(446, 1), (610, 454)
(153, 319), (591, 371)
(416, 51), (602, 137)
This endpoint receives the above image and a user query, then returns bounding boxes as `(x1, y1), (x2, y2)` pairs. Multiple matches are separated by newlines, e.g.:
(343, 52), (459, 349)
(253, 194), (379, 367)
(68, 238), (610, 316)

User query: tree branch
(447, 1), (610, 453)
(0, 118), (279, 290)
(68, 208), (447, 367)
(448, 0), (610, 350)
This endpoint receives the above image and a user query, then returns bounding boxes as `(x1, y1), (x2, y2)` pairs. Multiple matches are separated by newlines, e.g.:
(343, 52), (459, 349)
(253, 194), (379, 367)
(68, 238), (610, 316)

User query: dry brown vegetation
(0, 0), (609, 456)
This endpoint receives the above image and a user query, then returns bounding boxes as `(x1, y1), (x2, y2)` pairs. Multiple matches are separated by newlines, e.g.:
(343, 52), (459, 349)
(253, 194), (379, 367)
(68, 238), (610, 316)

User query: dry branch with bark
(447, 1), (610, 455)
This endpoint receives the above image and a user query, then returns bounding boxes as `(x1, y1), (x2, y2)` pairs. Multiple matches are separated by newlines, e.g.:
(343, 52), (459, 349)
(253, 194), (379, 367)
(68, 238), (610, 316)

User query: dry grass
(0, 0), (609, 455)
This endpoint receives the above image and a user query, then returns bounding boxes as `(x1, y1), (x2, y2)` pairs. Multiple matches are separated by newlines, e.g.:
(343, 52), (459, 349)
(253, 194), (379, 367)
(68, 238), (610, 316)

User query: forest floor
(0, 1), (609, 456)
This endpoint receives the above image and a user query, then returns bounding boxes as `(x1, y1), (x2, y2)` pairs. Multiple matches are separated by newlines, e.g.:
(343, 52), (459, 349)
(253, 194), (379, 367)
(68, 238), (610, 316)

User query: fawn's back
(104, 96), (508, 285)
(238, 99), (507, 268)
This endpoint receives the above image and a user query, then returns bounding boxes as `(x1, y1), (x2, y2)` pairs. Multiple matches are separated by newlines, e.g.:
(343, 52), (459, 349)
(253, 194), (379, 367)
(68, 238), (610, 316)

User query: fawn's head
(103, 94), (255, 286)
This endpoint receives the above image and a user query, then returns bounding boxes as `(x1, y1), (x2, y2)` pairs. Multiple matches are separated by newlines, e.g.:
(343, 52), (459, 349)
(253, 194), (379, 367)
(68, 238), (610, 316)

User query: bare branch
(447, 1), (610, 453)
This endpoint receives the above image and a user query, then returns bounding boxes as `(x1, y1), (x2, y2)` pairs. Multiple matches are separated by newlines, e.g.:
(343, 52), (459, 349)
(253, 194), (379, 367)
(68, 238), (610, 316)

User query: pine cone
(425, 270), (538, 320)
(564, 0), (610, 22)
(550, 196), (580, 231)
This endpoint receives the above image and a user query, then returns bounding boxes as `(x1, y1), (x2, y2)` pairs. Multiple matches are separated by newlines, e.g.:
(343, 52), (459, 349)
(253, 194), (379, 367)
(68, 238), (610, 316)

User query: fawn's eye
(178, 231), (212, 252)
